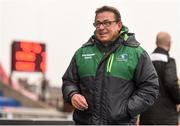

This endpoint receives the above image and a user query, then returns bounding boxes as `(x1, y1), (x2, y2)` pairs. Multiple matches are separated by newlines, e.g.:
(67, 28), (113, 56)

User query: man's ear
(118, 21), (122, 29)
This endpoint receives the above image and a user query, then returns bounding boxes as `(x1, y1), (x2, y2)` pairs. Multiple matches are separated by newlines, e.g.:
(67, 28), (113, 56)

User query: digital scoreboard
(11, 41), (46, 72)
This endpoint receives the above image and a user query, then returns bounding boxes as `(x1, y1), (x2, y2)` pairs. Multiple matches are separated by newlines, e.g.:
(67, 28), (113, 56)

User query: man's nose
(99, 24), (105, 29)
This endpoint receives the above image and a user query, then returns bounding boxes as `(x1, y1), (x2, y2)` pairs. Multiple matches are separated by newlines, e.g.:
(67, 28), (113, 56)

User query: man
(140, 32), (180, 125)
(62, 6), (159, 125)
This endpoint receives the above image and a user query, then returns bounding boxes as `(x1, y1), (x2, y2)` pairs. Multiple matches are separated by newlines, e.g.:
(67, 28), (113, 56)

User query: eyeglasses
(93, 20), (117, 28)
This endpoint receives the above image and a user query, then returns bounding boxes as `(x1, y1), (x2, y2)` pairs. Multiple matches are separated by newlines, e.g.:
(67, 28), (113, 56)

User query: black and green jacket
(62, 27), (159, 125)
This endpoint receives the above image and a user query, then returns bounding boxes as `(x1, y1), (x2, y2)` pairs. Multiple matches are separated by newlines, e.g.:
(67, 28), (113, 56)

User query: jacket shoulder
(122, 33), (140, 47)
(82, 36), (95, 47)
(75, 41), (95, 58)
(128, 46), (145, 58)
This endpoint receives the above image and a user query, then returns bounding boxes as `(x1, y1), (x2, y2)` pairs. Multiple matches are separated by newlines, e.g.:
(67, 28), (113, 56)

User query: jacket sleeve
(164, 58), (180, 104)
(62, 54), (80, 104)
(127, 51), (159, 117)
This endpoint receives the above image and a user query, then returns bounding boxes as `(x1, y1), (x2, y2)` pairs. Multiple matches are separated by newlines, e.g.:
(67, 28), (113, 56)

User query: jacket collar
(153, 47), (169, 56)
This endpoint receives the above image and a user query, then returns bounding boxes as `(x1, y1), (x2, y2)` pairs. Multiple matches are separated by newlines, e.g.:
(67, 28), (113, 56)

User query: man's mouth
(99, 32), (108, 36)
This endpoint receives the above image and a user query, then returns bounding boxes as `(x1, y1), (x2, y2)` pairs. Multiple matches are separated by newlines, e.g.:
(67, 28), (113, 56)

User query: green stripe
(107, 56), (111, 72)
(120, 25), (129, 41)
(107, 53), (114, 73)
(124, 34), (129, 41)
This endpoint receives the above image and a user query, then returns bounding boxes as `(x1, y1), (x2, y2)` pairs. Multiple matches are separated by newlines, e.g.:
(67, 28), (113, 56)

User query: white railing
(0, 107), (72, 120)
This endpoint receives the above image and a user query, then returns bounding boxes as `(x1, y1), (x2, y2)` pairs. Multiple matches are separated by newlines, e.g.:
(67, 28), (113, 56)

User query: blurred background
(0, 0), (179, 125)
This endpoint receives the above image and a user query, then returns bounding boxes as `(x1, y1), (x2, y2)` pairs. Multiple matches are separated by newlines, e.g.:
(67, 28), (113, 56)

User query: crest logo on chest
(116, 53), (128, 62)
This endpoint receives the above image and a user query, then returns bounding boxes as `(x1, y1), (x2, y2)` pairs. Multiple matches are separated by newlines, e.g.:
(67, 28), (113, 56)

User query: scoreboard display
(11, 41), (46, 72)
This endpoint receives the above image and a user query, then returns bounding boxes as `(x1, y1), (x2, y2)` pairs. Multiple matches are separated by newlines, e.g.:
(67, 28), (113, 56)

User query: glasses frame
(93, 20), (117, 28)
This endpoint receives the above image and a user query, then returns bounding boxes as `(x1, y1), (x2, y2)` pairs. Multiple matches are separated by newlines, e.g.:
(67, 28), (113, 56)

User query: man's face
(94, 11), (122, 43)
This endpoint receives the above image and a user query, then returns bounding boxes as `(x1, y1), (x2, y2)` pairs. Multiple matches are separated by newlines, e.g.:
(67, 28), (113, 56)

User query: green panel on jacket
(75, 45), (103, 77)
(105, 45), (144, 80)
(75, 44), (144, 80)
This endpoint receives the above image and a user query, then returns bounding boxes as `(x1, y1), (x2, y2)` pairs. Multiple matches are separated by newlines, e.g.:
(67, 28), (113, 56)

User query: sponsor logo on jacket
(82, 53), (95, 59)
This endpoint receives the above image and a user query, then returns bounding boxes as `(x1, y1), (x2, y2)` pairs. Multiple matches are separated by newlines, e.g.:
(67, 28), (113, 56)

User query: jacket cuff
(63, 85), (79, 103)
(69, 91), (79, 99)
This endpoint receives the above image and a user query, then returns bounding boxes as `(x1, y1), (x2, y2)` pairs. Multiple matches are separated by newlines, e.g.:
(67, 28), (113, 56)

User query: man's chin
(101, 40), (109, 43)
(98, 38), (109, 43)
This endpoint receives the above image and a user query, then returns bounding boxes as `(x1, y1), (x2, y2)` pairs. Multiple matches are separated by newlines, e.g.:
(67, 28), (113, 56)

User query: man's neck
(157, 45), (169, 52)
